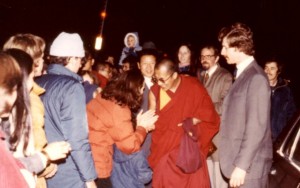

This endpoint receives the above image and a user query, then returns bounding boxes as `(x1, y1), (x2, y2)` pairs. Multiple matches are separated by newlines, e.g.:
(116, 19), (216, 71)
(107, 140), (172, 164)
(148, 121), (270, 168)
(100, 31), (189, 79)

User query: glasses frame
(152, 72), (174, 84)
(200, 55), (215, 60)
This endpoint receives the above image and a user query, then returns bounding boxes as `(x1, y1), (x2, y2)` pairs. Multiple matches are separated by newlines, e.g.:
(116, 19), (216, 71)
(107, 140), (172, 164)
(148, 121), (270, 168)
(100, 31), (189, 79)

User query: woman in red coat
(87, 69), (158, 188)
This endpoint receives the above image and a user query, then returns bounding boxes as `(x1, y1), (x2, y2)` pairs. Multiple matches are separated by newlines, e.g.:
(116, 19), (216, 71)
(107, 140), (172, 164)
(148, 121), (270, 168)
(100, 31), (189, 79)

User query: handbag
(176, 118), (202, 173)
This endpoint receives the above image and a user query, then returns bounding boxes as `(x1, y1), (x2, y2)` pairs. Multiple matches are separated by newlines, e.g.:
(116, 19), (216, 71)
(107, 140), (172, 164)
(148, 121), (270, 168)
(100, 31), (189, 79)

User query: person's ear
(215, 55), (220, 63)
(173, 72), (178, 79)
(277, 68), (281, 75)
(137, 62), (141, 69)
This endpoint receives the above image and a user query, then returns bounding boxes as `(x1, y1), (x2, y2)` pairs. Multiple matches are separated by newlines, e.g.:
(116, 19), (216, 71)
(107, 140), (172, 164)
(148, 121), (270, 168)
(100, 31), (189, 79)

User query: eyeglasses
(200, 55), (215, 60)
(152, 73), (173, 84)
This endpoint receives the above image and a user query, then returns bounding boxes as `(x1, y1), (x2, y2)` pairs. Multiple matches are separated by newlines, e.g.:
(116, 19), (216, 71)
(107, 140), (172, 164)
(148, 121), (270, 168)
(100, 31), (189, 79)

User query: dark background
(1, 0), (299, 107)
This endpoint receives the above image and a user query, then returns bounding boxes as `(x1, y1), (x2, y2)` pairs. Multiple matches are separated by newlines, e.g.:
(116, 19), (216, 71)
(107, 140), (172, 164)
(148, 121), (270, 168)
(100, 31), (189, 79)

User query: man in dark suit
(137, 49), (158, 188)
(218, 23), (273, 188)
(137, 49), (158, 158)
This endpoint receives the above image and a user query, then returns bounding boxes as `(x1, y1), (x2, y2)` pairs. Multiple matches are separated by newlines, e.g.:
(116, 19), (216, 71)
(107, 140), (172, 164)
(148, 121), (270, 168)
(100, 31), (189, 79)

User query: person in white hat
(35, 32), (97, 188)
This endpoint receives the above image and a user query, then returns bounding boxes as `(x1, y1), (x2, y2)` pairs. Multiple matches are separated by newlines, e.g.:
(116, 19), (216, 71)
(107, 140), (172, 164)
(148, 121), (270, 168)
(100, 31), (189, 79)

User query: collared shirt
(236, 56), (254, 79)
(206, 63), (218, 77)
(144, 76), (153, 89)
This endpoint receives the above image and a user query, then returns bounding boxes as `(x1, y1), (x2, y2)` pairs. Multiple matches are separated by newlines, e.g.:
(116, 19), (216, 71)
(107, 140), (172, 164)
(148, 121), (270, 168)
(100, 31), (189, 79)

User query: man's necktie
(233, 68), (237, 81)
(204, 72), (209, 84)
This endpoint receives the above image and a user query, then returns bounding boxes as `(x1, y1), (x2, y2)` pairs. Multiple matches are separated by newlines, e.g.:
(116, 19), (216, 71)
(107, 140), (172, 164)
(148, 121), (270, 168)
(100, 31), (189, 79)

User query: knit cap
(50, 32), (85, 57)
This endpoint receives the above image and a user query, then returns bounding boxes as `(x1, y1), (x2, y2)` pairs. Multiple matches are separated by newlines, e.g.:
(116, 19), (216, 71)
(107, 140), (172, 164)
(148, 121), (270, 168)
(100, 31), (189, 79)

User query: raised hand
(136, 109), (158, 132)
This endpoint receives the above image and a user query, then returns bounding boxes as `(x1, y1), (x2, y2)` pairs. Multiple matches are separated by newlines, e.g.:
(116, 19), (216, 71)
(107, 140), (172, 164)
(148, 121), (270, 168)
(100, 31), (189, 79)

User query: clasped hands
(178, 117), (201, 137)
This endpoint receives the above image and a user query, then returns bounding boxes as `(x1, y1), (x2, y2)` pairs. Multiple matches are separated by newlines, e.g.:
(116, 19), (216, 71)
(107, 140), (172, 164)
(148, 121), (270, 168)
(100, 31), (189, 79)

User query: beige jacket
(30, 82), (56, 188)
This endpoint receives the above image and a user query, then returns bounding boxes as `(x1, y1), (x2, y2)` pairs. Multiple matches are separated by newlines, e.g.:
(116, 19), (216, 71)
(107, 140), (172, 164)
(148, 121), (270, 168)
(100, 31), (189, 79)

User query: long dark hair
(176, 42), (197, 76)
(0, 52), (22, 93)
(101, 69), (144, 113)
(5, 49), (33, 155)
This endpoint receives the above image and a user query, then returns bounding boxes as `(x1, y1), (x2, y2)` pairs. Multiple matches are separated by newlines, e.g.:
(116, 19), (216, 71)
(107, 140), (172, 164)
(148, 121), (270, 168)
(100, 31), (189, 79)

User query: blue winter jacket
(111, 145), (152, 188)
(118, 32), (142, 65)
(36, 64), (97, 188)
(271, 77), (297, 142)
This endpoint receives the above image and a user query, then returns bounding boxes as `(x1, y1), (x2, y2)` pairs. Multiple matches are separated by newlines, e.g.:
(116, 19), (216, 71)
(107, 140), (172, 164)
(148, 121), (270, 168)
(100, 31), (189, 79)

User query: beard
(201, 62), (210, 70)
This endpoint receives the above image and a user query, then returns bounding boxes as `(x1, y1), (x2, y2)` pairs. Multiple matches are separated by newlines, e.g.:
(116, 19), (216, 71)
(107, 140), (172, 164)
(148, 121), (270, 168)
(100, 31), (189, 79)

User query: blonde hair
(3, 33), (45, 61)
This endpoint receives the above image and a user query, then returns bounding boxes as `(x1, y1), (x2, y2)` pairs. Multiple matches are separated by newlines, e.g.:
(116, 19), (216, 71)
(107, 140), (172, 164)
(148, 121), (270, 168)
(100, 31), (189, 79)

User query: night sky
(1, 0), (300, 106)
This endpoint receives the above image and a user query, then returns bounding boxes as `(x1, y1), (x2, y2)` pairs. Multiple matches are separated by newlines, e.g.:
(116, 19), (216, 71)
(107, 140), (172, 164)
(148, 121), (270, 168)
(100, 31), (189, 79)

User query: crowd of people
(0, 22), (297, 188)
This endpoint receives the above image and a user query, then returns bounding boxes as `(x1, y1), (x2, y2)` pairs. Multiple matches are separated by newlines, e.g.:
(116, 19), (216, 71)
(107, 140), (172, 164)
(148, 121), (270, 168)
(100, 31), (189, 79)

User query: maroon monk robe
(148, 75), (220, 188)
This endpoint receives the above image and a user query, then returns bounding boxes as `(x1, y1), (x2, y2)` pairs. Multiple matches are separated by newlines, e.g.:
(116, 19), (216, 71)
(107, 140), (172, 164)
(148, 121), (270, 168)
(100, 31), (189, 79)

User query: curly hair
(48, 56), (69, 66)
(218, 22), (255, 56)
(101, 69), (144, 113)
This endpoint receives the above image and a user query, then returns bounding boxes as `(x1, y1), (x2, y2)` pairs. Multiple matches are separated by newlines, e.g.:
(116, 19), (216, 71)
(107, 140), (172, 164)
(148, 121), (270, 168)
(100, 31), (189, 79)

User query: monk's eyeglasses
(152, 72), (174, 84)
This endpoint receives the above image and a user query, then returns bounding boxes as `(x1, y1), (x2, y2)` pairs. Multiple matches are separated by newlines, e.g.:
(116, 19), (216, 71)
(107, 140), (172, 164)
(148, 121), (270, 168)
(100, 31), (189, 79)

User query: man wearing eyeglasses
(148, 58), (220, 188)
(199, 44), (233, 188)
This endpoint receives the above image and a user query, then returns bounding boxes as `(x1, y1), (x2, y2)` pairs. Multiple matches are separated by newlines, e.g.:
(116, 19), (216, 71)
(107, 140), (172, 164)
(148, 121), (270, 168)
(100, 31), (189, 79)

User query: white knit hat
(50, 32), (85, 57)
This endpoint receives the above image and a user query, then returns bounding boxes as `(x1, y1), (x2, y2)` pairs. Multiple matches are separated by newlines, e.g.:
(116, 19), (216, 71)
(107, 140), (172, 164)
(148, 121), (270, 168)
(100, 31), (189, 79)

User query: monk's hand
(229, 167), (246, 188)
(137, 109), (158, 132)
(192, 118), (201, 125)
(178, 118), (201, 126)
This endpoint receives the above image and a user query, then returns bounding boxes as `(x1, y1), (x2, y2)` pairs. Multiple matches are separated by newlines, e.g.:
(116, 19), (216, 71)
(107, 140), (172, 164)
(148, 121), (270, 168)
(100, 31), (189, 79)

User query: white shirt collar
(144, 76), (153, 88)
(236, 56), (254, 78)
(206, 64), (218, 76)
